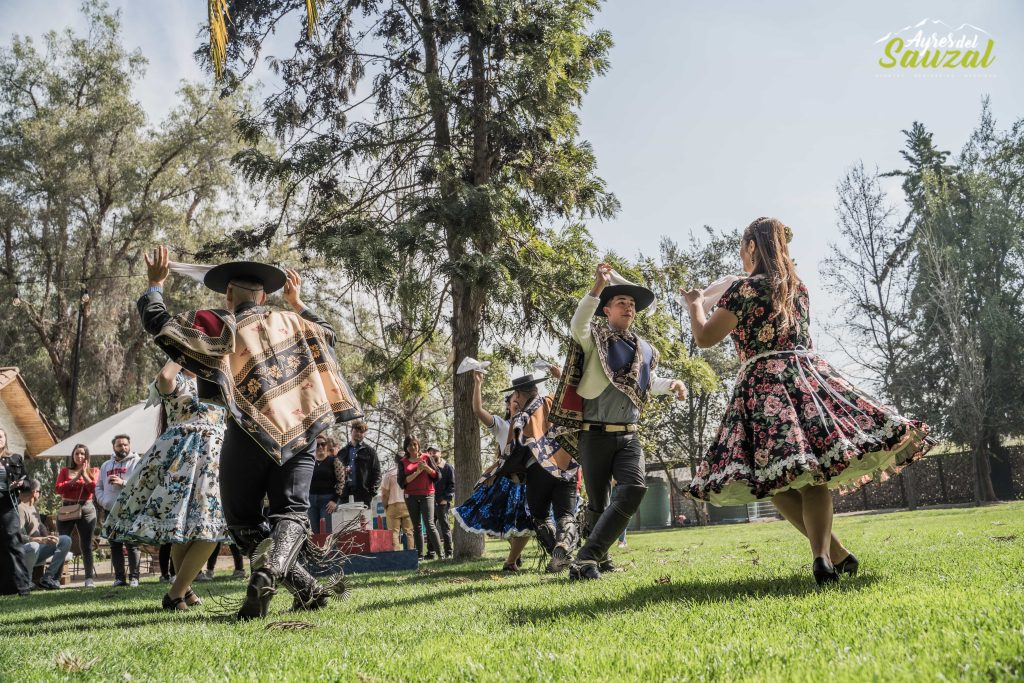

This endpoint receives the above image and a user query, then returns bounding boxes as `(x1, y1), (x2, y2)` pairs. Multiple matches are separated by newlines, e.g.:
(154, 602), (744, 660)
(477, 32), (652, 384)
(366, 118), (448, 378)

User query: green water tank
(628, 476), (671, 530)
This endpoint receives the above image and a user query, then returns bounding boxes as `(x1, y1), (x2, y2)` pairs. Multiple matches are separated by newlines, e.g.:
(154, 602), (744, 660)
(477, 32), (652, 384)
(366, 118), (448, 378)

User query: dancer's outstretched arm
(681, 289), (737, 348)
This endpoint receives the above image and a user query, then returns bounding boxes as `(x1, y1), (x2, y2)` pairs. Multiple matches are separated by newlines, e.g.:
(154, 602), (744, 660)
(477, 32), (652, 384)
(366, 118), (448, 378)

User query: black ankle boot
(812, 557), (839, 587)
(237, 569), (276, 620)
(568, 561), (601, 581)
(834, 553), (859, 577)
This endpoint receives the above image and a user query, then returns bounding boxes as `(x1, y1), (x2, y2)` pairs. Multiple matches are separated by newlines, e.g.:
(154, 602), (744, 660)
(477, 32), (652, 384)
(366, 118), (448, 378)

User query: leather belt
(581, 423), (637, 433)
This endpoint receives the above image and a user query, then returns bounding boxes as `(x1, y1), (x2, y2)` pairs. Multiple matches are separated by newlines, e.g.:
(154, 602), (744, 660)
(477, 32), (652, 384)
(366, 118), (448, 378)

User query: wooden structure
(0, 367), (58, 456)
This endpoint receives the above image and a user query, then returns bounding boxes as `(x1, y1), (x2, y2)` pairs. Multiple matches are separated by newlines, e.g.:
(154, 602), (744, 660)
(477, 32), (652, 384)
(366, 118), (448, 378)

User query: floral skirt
(104, 422), (229, 544)
(454, 477), (533, 538)
(689, 351), (933, 506)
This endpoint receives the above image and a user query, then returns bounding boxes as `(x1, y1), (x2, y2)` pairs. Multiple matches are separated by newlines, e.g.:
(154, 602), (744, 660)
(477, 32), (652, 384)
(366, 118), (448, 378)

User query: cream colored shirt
(569, 293), (675, 401)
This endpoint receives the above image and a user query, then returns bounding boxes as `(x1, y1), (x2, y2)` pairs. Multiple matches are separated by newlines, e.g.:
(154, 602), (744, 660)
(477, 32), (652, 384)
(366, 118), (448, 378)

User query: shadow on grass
(506, 573), (880, 626)
(0, 582), (245, 636)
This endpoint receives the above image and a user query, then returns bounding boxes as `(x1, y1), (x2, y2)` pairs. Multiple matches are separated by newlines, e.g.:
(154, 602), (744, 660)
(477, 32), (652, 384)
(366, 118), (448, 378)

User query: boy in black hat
(138, 246), (362, 618)
(551, 263), (687, 581)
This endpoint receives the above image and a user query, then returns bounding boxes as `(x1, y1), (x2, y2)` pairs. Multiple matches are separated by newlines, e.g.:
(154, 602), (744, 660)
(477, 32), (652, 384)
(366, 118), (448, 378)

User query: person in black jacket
(0, 428), (31, 596)
(428, 446), (455, 559)
(339, 422), (382, 508)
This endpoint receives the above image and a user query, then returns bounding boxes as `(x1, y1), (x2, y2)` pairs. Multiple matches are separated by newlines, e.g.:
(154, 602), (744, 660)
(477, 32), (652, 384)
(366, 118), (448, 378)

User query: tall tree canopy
(202, 0), (626, 556)
(0, 1), (255, 431)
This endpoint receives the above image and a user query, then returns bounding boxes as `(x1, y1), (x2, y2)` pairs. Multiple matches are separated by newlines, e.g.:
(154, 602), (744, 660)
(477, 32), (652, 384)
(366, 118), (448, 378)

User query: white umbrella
(36, 401), (162, 459)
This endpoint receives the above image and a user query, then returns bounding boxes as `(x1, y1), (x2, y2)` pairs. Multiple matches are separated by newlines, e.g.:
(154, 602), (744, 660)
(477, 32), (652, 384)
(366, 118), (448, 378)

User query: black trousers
(108, 536), (141, 581)
(159, 543), (173, 577)
(434, 499), (453, 556)
(525, 463), (578, 526)
(0, 495), (30, 595)
(56, 500), (97, 580)
(207, 542), (245, 572)
(405, 494), (442, 558)
(578, 431), (646, 512)
(577, 431), (647, 563)
(219, 418), (316, 531)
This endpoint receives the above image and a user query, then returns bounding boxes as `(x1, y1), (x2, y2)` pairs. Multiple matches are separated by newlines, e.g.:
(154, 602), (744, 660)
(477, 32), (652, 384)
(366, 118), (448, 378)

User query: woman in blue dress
(454, 370), (533, 571)
(105, 361), (229, 610)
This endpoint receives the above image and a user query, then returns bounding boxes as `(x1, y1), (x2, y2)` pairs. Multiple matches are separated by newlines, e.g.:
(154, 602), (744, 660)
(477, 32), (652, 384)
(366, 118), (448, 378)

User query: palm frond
(305, 0), (324, 39)
(208, 0), (231, 80)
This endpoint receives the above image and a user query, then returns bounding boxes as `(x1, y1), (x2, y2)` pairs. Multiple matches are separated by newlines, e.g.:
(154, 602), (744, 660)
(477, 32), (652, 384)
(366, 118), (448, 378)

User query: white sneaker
(196, 570), (213, 582)
(83, 579), (95, 588)
(231, 569), (246, 579)
(129, 578), (139, 587)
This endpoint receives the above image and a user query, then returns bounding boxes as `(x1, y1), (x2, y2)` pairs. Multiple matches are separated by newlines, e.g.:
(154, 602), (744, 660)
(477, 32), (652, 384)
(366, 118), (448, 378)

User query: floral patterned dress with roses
(688, 275), (932, 506)
(104, 374), (229, 544)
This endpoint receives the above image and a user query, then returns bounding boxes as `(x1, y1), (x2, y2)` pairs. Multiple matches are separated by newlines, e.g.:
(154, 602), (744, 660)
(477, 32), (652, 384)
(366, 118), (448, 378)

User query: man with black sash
(139, 246), (362, 618)
(495, 373), (580, 573)
(551, 263), (687, 581)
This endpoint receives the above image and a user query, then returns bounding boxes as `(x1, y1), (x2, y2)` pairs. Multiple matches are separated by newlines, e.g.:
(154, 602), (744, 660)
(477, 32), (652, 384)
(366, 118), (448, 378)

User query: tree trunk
(450, 275), (485, 558)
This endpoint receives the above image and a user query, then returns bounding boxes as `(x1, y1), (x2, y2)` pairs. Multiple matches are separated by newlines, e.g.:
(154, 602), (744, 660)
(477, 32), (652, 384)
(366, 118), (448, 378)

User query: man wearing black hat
(138, 246), (362, 618)
(551, 263), (687, 581)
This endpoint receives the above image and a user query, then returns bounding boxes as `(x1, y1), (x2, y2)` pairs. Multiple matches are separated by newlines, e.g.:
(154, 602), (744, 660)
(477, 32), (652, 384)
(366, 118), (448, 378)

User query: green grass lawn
(2, 503), (1023, 682)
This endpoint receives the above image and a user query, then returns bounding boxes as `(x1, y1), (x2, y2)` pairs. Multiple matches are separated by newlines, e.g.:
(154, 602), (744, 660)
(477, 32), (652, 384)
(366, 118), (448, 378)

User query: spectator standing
(429, 446), (455, 559)
(340, 422), (382, 508)
(18, 479), (71, 590)
(95, 434), (141, 587)
(399, 436), (442, 560)
(200, 542), (246, 580)
(308, 435), (344, 534)
(379, 457), (414, 551)
(0, 428), (31, 596)
(55, 443), (100, 588)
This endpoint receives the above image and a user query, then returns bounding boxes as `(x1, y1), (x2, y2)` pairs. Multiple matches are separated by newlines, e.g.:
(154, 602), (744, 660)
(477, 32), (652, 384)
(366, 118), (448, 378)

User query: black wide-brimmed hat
(204, 261), (287, 294)
(502, 372), (550, 393)
(596, 284), (656, 317)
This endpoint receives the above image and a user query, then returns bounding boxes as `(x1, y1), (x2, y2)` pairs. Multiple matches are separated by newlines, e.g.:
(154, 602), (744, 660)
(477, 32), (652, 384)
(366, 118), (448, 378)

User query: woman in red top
(55, 444), (100, 587)
(400, 436), (443, 560)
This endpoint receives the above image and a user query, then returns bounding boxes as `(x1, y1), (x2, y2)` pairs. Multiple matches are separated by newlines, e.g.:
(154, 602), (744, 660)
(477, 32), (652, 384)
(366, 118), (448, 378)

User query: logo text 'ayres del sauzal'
(877, 18), (995, 69)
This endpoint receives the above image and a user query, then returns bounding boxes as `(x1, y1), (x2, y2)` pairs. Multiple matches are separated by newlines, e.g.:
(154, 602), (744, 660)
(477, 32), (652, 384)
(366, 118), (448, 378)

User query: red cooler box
(336, 529), (393, 554)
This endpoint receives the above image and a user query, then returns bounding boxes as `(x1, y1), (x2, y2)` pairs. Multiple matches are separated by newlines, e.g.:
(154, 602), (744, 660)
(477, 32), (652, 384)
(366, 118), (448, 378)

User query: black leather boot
(535, 519), (557, 556)
(575, 485), (646, 566)
(230, 525), (274, 620)
(237, 519), (307, 620)
(237, 568), (276, 620)
(548, 514), (578, 573)
(282, 562), (331, 611)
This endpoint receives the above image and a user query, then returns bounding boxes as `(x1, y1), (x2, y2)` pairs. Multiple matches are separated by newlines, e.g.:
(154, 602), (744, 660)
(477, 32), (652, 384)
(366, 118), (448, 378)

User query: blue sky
(3, 0), (1023, 362)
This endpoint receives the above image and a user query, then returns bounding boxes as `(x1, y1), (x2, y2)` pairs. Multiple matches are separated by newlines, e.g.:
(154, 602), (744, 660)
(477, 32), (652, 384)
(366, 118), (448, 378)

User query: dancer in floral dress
(684, 217), (932, 585)
(105, 361), (229, 610)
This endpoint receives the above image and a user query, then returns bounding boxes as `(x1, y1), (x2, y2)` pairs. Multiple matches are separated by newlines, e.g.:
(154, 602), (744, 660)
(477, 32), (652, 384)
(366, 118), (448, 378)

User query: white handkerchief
(457, 357), (491, 375)
(168, 260), (215, 284)
(699, 275), (742, 315)
(532, 359), (554, 372)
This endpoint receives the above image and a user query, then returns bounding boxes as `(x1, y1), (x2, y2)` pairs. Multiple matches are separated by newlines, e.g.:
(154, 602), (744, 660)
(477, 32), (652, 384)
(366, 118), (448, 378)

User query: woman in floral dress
(105, 361), (228, 609)
(684, 217), (932, 585)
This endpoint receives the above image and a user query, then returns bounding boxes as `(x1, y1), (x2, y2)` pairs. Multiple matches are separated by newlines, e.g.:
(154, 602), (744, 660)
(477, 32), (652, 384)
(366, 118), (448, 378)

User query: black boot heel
(834, 553), (859, 577)
(812, 557), (838, 587)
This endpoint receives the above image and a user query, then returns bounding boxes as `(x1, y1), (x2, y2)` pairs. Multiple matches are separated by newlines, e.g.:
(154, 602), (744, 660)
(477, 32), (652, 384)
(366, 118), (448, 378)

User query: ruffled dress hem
(690, 418), (933, 507)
